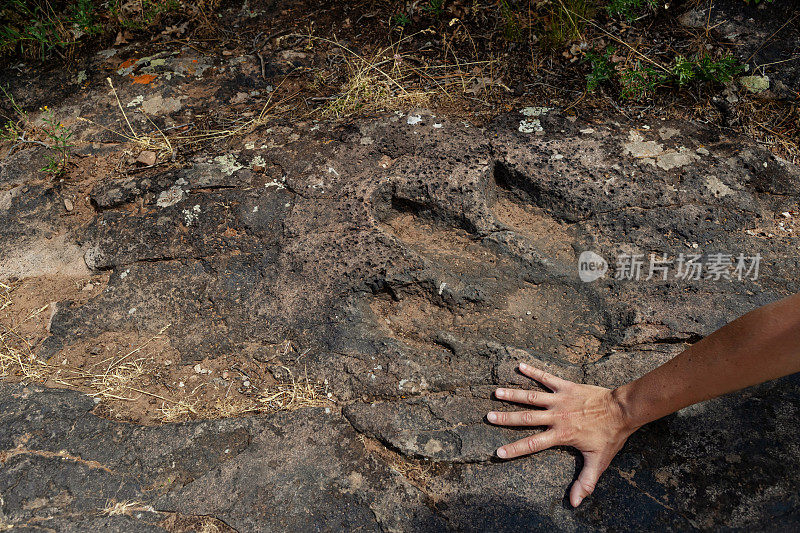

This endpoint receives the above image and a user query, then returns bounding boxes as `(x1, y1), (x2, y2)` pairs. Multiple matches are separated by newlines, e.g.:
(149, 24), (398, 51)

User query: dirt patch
(1, 277), (331, 425)
(491, 192), (576, 263)
(381, 210), (504, 274)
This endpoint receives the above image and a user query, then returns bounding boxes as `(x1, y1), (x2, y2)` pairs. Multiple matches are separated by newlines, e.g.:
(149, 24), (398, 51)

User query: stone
(136, 151), (157, 166)
(740, 75), (770, 93)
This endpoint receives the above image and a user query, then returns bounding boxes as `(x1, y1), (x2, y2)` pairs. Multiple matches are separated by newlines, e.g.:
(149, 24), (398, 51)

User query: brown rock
(136, 151), (157, 166)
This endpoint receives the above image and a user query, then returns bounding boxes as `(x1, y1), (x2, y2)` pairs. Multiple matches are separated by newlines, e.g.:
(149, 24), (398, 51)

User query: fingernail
(497, 448), (507, 458)
(575, 497), (583, 507)
(495, 388), (506, 399)
(487, 412), (497, 423)
(519, 363), (528, 371)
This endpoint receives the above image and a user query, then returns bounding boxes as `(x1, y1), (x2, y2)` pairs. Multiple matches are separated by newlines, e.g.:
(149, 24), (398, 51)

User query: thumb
(570, 453), (606, 507)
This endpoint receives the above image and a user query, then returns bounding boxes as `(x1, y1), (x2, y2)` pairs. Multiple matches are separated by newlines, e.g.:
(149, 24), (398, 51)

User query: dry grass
(1, 282), (333, 423)
(101, 499), (152, 516)
(198, 519), (222, 533)
(78, 77), (299, 161)
(739, 100), (800, 164)
(0, 284), (187, 421)
(0, 281), (49, 381)
(358, 433), (438, 490)
(258, 367), (331, 411)
(299, 32), (499, 118)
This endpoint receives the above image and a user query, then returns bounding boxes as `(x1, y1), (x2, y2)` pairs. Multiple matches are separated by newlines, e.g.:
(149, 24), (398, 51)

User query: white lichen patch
(423, 439), (444, 455)
(265, 175), (287, 190)
(143, 57), (168, 70)
(182, 204), (201, 226)
(518, 119), (543, 133)
(518, 107), (553, 134)
(704, 175), (735, 198)
(76, 70), (87, 84)
(251, 155), (266, 168)
(623, 130), (664, 159)
(214, 154), (244, 175)
(623, 131), (698, 170)
(126, 95), (144, 108)
(406, 114), (423, 125)
(520, 106), (553, 117)
(656, 147), (699, 171)
(156, 186), (185, 207)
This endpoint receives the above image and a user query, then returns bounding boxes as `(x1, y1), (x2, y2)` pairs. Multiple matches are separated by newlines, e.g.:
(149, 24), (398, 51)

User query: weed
(670, 55), (695, 87)
(70, 0), (100, 35)
(109, 0), (181, 31)
(585, 46), (615, 92)
(606, 0), (657, 22)
(695, 54), (742, 84)
(0, 83), (27, 141)
(39, 106), (74, 175)
(0, 0), (101, 60)
(618, 63), (665, 100)
(391, 12), (411, 27)
(585, 49), (743, 100)
(422, 0), (445, 17)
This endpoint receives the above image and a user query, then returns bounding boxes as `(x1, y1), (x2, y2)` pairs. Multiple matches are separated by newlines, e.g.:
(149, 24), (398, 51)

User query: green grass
(540, 0), (596, 49)
(0, 0), (182, 61)
(606, 0), (657, 22)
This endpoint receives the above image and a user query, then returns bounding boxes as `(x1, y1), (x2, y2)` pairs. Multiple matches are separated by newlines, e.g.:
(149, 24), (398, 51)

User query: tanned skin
(487, 292), (800, 507)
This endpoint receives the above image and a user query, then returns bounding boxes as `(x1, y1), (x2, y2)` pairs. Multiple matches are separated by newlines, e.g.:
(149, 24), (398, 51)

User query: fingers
(496, 430), (559, 459)
(487, 409), (552, 427)
(570, 453), (606, 507)
(518, 362), (572, 392)
(494, 387), (554, 407)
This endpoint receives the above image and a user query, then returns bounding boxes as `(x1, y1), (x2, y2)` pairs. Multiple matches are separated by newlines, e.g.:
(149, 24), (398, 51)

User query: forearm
(614, 293), (800, 430)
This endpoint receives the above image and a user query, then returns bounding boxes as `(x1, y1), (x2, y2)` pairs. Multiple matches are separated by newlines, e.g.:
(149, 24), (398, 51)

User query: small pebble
(64, 198), (74, 211)
(136, 150), (157, 166)
(243, 380), (250, 387)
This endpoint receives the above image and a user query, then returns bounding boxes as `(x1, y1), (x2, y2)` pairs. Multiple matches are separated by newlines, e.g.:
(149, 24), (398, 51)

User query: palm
(487, 363), (634, 507)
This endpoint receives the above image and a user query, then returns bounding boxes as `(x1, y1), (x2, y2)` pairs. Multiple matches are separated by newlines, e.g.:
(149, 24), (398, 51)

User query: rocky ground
(1, 0), (800, 531)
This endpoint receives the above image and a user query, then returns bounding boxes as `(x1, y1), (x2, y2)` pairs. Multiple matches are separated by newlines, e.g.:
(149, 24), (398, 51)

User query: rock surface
(2, 21), (800, 529)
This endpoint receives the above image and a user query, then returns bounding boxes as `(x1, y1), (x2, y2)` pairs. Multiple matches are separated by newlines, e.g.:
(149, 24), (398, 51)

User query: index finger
(518, 363), (572, 392)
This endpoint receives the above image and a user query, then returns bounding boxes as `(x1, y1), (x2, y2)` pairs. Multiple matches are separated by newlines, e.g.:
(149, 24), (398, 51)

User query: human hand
(487, 363), (636, 507)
